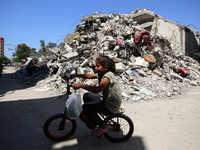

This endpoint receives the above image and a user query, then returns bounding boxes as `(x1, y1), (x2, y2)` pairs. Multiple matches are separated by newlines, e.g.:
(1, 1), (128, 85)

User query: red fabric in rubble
(134, 30), (154, 51)
(178, 68), (188, 77)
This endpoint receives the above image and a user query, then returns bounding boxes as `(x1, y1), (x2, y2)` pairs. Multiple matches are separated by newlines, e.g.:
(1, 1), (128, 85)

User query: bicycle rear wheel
(104, 113), (134, 142)
(43, 113), (77, 141)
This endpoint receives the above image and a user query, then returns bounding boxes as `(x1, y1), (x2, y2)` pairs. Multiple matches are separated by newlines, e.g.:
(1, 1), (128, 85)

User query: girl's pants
(82, 92), (113, 126)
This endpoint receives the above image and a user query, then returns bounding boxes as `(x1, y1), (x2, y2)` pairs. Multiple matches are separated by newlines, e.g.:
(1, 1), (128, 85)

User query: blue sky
(1, 0), (199, 59)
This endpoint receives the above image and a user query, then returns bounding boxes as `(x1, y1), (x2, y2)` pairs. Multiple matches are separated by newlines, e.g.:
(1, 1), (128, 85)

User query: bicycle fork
(59, 80), (71, 131)
(59, 108), (68, 131)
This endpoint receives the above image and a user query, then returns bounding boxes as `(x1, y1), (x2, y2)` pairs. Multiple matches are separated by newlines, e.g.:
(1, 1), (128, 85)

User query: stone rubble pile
(14, 57), (49, 85)
(20, 10), (200, 102)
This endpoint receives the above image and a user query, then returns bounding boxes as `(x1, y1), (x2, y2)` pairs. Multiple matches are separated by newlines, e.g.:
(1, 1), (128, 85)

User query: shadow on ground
(0, 68), (146, 150)
(0, 95), (146, 150)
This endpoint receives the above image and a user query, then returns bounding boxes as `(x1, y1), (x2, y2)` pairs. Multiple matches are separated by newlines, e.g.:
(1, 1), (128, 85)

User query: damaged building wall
(152, 18), (200, 56)
(152, 18), (184, 55)
(185, 26), (200, 57)
(129, 9), (200, 56)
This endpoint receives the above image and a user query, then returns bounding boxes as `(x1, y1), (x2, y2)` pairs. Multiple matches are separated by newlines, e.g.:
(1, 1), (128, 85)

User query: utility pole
(6, 44), (17, 50)
(6, 44), (18, 68)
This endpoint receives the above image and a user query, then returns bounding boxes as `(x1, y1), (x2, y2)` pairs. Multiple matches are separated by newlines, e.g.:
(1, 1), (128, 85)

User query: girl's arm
(70, 74), (97, 79)
(72, 77), (109, 93)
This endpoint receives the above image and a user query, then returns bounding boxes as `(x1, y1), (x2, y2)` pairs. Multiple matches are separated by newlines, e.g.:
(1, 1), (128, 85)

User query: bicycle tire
(104, 113), (134, 142)
(43, 113), (77, 141)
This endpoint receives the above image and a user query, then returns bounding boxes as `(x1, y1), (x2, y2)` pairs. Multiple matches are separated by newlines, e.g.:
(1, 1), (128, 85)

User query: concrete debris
(153, 70), (162, 77)
(14, 58), (49, 86)
(14, 9), (200, 102)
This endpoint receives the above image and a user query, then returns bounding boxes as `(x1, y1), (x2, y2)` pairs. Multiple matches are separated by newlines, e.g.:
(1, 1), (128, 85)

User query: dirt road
(0, 67), (200, 150)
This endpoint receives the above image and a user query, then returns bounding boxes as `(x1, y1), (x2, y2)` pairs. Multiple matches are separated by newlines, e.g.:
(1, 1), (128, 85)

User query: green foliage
(14, 44), (31, 62)
(0, 56), (11, 64)
(38, 40), (46, 56)
(38, 40), (57, 56)
(47, 42), (57, 48)
(12, 40), (57, 61)
(29, 48), (37, 58)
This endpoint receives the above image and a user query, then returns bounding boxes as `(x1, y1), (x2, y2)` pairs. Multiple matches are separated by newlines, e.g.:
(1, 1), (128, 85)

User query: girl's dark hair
(96, 56), (116, 73)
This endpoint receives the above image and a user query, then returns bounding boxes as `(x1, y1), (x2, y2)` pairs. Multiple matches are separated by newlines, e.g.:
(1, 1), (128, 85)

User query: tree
(47, 42), (57, 48)
(14, 44), (31, 62)
(38, 40), (57, 57)
(0, 56), (11, 64)
(38, 40), (46, 56)
(29, 48), (36, 58)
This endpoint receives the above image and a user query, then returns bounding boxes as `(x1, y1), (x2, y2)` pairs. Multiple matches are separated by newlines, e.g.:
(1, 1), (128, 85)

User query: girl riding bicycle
(71, 55), (122, 137)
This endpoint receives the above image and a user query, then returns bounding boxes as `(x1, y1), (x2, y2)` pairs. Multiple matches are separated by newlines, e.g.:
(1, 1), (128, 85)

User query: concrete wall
(184, 26), (200, 57)
(151, 18), (185, 55)
(151, 16), (200, 57)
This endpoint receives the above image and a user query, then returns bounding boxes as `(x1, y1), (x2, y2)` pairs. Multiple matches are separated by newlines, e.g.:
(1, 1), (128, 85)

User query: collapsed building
(16, 9), (200, 102)
(63, 8), (200, 58)
(129, 9), (200, 57)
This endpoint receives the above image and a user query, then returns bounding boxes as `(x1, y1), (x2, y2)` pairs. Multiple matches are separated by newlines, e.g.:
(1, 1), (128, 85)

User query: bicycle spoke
(104, 114), (134, 142)
(43, 113), (77, 141)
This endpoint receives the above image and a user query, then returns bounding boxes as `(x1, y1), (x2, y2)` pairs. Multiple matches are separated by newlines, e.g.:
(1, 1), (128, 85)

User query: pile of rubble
(18, 9), (200, 102)
(14, 57), (49, 86)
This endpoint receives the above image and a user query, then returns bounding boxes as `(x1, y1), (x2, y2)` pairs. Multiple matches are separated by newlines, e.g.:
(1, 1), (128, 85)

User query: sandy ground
(0, 67), (200, 150)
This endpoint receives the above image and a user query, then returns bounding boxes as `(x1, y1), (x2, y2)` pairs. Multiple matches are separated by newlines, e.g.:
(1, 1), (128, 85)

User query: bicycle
(43, 78), (134, 143)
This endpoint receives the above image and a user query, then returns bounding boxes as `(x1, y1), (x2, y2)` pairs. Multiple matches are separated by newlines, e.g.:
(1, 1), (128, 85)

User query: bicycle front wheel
(104, 113), (134, 142)
(43, 113), (77, 141)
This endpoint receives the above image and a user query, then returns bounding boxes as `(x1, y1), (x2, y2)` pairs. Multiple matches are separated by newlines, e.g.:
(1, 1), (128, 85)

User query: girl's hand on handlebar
(72, 83), (81, 90)
(70, 74), (76, 79)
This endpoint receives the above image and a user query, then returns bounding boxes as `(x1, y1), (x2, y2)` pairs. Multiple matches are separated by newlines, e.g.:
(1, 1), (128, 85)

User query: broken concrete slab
(153, 70), (162, 77)
(128, 57), (149, 69)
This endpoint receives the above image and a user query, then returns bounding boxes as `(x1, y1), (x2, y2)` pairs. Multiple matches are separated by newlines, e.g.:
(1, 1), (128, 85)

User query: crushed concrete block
(101, 36), (115, 43)
(113, 45), (120, 51)
(137, 69), (147, 77)
(166, 91), (172, 97)
(189, 70), (199, 80)
(190, 67), (200, 76)
(63, 51), (79, 60)
(129, 55), (136, 63)
(115, 62), (125, 72)
(189, 80), (198, 86)
(153, 70), (162, 77)
(128, 57), (149, 69)
(125, 69), (132, 75)
(102, 47), (109, 51)
(80, 59), (89, 67)
(170, 72), (183, 81)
